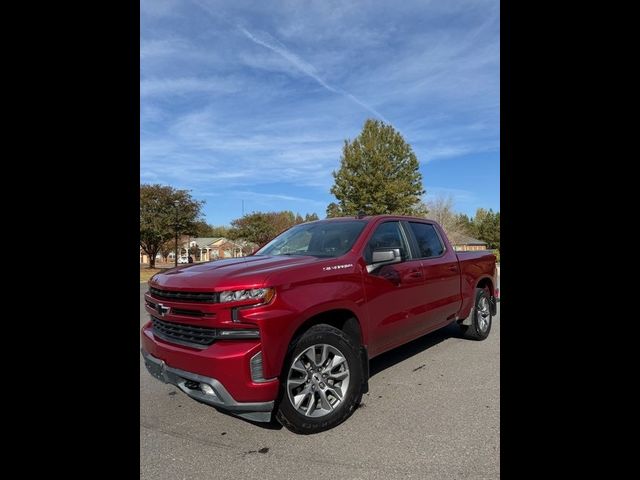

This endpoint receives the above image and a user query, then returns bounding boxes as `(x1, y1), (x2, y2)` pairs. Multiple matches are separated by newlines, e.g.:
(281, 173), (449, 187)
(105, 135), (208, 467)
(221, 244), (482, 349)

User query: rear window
(408, 222), (445, 258)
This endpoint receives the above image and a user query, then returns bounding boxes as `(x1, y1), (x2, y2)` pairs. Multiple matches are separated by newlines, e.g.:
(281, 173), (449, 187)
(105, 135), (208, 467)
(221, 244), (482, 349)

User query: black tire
(276, 324), (363, 434)
(460, 287), (492, 341)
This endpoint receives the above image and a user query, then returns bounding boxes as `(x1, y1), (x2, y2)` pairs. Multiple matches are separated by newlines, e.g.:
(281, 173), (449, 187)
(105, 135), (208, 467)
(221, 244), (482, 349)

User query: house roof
(188, 237), (259, 250)
(190, 237), (224, 248)
(449, 233), (487, 246)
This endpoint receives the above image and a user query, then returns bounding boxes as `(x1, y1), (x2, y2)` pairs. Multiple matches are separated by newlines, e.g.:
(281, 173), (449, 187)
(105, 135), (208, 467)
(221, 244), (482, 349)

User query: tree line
(424, 195), (500, 251)
(141, 118), (498, 267)
(140, 184), (320, 268)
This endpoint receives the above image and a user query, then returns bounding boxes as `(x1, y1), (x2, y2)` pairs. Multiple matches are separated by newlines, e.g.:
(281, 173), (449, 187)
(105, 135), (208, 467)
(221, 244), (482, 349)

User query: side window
(408, 222), (445, 258)
(364, 221), (408, 264)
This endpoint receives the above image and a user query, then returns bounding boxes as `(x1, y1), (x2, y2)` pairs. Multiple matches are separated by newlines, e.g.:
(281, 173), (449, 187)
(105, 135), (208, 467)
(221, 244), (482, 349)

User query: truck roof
(313, 214), (437, 223)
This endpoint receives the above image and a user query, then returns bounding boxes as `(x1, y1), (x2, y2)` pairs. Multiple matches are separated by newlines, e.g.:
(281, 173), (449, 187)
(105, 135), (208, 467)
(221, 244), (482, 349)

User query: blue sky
(141, 0), (500, 226)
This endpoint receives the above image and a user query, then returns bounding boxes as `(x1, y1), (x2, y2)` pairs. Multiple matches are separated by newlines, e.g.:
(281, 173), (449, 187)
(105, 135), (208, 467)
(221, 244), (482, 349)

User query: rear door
(405, 221), (462, 335)
(361, 220), (429, 355)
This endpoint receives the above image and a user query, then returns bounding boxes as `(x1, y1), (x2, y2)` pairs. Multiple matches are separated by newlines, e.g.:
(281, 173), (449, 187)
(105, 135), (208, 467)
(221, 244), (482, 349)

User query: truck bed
(456, 250), (497, 320)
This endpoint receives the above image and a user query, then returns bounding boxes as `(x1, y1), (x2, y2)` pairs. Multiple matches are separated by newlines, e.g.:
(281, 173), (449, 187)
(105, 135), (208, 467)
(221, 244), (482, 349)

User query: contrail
(190, 0), (389, 122)
(238, 26), (389, 123)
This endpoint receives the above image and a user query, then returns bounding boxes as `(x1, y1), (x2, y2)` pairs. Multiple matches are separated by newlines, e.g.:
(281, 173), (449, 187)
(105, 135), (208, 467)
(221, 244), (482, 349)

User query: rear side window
(409, 222), (445, 258)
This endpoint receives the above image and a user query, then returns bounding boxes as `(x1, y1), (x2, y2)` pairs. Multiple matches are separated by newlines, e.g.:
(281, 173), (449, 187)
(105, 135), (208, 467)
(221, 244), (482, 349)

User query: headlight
(219, 287), (275, 304)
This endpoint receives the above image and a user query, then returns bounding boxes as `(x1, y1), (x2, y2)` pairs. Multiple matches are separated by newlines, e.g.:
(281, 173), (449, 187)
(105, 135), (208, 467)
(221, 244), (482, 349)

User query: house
(448, 233), (488, 252)
(187, 237), (257, 261)
(141, 236), (260, 264)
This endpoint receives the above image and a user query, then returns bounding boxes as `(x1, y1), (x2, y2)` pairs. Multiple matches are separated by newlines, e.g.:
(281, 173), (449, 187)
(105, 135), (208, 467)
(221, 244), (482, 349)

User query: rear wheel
(276, 324), (363, 434)
(460, 287), (492, 340)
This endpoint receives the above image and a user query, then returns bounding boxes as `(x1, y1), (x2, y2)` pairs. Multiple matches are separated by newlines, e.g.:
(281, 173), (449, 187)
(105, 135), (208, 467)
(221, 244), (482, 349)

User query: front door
(361, 221), (428, 356)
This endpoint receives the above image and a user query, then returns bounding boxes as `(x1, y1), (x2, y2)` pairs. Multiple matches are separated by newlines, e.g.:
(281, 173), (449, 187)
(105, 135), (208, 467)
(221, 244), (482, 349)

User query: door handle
(409, 269), (423, 278)
(447, 265), (458, 271)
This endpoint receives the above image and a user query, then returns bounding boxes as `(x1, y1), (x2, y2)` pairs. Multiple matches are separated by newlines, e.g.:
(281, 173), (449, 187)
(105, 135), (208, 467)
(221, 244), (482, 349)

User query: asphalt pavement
(140, 284), (500, 479)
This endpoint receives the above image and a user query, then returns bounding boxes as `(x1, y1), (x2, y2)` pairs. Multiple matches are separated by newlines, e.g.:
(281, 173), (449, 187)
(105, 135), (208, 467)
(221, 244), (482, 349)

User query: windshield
(255, 221), (367, 258)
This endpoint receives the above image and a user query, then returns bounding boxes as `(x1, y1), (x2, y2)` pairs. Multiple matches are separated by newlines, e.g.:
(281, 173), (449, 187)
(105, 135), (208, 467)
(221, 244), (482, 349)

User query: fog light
(200, 383), (215, 396)
(250, 351), (267, 383)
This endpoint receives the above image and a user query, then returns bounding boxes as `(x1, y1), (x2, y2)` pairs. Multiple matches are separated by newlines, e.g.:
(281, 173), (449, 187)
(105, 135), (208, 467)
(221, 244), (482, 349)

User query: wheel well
(477, 277), (494, 296)
(291, 309), (363, 346)
(287, 309), (369, 394)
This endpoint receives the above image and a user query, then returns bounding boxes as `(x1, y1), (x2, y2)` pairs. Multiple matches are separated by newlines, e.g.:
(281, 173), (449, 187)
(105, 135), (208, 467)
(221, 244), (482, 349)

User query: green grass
(140, 267), (168, 283)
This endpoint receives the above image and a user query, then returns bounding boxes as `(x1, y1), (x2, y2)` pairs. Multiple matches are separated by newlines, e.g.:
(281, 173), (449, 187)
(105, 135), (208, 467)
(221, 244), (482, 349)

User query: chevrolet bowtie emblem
(156, 303), (170, 316)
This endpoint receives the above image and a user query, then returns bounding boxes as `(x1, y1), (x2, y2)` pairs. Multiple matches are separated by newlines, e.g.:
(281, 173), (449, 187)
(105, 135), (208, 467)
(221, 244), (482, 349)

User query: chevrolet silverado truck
(141, 215), (498, 434)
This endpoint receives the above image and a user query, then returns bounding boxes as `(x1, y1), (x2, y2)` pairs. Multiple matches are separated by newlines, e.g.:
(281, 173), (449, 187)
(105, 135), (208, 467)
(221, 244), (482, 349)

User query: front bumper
(141, 349), (274, 423)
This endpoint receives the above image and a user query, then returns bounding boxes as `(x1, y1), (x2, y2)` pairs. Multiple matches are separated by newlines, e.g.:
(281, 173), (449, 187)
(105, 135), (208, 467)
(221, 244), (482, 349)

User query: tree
(471, 208), (500, 250)
(210, 225), (232, 238)
(188, 245), (201, 261)
(304, 213), (319, 222)
(325, 203), (342, 218)
(191, 221), (232, 239)
(140, 184), (205, 268)
(192, 220), (214, 237)
(424, 195), (472, 243)
(159, 239), (175, 262)
(327, 119), (425, 217)
(229, 211), (303, 246)
(454, 213), (474, 236)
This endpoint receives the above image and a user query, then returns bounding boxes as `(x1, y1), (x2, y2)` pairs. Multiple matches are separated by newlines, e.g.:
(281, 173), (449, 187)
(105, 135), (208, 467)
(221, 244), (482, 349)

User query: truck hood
(149, 255), (324, 291)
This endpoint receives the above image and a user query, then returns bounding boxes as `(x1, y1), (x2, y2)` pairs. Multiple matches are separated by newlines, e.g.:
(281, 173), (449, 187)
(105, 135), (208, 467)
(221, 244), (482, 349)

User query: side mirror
(367, 248), (401, 272)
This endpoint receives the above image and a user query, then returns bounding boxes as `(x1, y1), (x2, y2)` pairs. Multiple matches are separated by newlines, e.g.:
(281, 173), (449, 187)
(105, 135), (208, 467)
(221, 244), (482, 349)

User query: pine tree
(327, 119), (425, 217)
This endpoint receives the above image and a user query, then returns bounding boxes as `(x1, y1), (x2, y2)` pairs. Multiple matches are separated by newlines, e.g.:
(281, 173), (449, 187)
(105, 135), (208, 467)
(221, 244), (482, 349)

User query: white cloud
(140, 0), (181, 18)
(140, 76), (242, 97)
(236, 191), (327, 207)
(140, 0), (500, 223)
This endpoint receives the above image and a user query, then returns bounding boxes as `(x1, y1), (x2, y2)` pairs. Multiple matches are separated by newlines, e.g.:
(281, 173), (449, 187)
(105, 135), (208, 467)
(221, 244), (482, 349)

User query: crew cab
(141, 215), (498, 434)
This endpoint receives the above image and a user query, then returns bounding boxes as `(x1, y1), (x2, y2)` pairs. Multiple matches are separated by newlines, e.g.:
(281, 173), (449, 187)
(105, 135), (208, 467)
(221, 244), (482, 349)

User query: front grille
(151, 317), (218, 348)
(145, 300), (210, 318)
(171, 308), (206, 317)
(149, 287), (219, 303)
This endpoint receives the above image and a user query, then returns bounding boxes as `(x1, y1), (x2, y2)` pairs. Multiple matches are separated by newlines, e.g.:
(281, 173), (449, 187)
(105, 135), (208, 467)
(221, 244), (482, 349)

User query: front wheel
(276, 324), (363, 434)
(460, 287), (493, 340)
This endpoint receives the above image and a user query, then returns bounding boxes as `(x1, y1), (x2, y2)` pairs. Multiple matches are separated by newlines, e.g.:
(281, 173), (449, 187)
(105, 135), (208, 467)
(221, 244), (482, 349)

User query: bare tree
(424, 194), (468, 243)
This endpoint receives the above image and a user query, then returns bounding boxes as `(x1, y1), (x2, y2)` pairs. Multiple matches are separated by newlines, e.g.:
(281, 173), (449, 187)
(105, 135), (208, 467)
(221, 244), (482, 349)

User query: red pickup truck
(141, 215), (498, 433)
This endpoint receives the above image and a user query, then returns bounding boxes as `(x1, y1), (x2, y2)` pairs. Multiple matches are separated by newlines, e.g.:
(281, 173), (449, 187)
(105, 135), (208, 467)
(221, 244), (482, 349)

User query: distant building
(140, 236), (259, 264)
(449, 233), (488, 252)
(188, 237), (258, 261)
